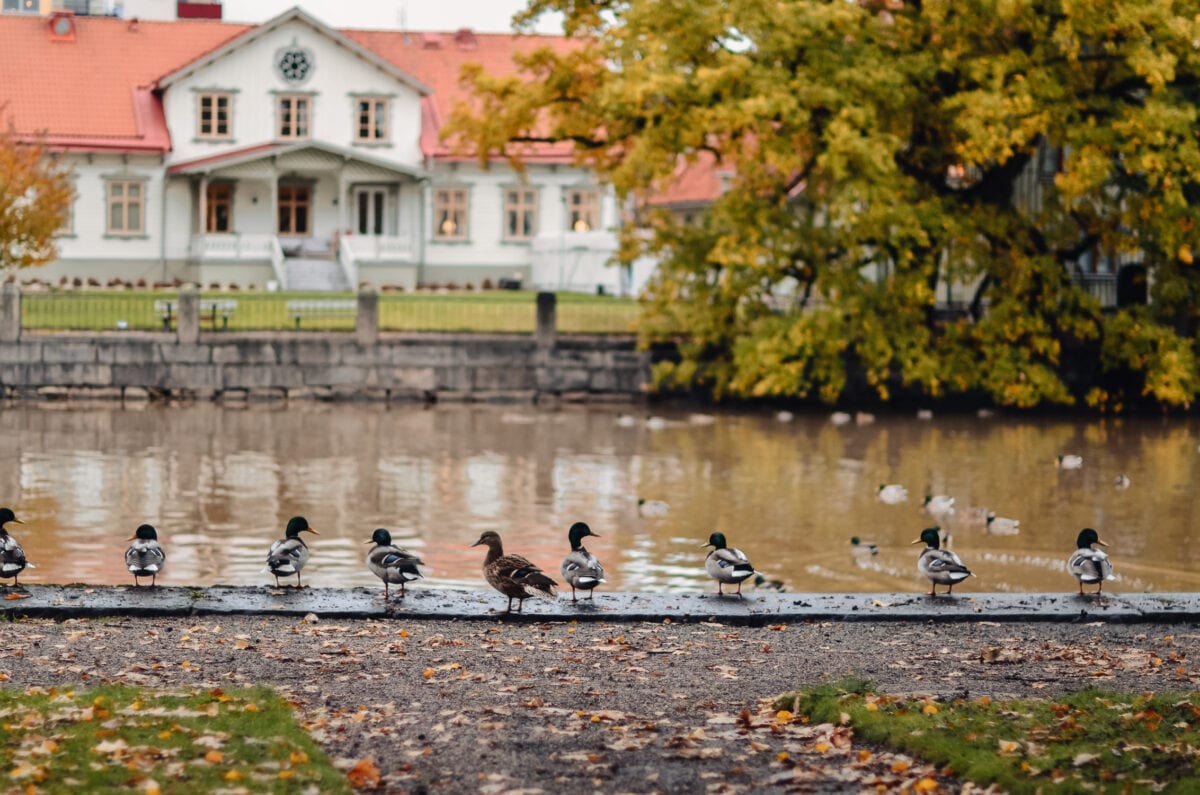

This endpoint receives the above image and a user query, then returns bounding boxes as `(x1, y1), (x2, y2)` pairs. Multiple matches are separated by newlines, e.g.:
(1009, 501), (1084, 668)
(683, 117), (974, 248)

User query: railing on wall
(337, 234), (358, 293)
(2, 286), (640, 341)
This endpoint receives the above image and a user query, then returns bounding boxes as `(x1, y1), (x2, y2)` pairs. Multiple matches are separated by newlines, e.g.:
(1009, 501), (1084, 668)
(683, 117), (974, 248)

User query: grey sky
(221, 0), (563, 34)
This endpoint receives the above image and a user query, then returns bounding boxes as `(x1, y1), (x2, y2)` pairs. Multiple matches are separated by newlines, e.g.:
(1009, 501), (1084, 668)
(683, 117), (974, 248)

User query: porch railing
(337, 234), (359, 293)
(343, 234), (415, 262)
(189, 233), (276, 260)
(269, 236), (288, 291)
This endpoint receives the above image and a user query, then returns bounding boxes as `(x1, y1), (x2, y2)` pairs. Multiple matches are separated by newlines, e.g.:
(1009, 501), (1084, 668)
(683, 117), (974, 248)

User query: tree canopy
(0, 125), (72, 274)
(447, 0), (1200, 411)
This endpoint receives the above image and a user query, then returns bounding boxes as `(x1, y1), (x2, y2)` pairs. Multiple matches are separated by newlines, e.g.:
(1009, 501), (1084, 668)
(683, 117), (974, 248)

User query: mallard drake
(560, 521), (606, 602)
(125, 524), (166, 587)
(1114, 473), (1131, 490)
(752, 573), (786, 591)
(1068, 527), (1115, 595)
(1056, 454), (1083, 470)
(985, 512), (1020, 535)
(912, 526), (972, 596)
(850, 536), (879, 557)
(877, 484), (908, 505)
(702, 531), (756, 597)
(923, 494), (956, 518)
(637, 498), (670, 517)
(0, 508), (33, 586)
(266, 516), (318, 588)
(365, 528), (424, 600)
(472, 530), (557, 613)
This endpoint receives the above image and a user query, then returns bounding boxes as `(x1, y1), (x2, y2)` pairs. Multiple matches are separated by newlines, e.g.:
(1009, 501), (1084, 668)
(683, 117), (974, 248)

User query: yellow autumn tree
(0, 123), (73, 273)
(449, 0), (1200, 411)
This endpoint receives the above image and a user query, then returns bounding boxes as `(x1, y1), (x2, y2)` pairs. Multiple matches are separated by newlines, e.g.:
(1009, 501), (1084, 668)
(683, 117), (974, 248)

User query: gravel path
(2, 615), (1196, 793)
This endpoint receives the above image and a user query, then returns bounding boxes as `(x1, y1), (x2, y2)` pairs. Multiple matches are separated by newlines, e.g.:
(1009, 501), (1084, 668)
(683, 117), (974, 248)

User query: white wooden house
(0, 6), (627, 292)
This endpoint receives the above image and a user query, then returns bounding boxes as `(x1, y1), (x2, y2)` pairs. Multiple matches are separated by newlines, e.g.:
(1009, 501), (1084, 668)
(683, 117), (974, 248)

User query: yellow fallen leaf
(289, 750), (309, 766)
(204, 750), (223, 764)
(222, 771), (241, 782)
(864, 701), (879, 711)
(278, 770), (295, 780)
(857, 749), (872, 762)
(913, 777), (939, 792)
(143, 779), (161, 795)
(775, 709), (793, 723)
(814, 742), (831, 754)
(891, 760), (910, 773)
(975, 696), (992, 708)
(346, 758), (381, 789)
(923, 703), (939, 715)
(422, 668), (435, 679)
(398, 629), (410, 638)
(998, 740), (1020, 754)
(777, 751), (790, 762)
(243, 703), (258, 713)
(4, 593), (30, 600)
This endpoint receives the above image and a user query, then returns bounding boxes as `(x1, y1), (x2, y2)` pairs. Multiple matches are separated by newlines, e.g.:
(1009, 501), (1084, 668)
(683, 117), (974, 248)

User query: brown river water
(2, 403), (1198, 594)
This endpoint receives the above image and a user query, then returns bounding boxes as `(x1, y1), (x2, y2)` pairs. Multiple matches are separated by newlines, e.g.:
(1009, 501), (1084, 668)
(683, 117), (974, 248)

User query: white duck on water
(877, 484), (909, 505)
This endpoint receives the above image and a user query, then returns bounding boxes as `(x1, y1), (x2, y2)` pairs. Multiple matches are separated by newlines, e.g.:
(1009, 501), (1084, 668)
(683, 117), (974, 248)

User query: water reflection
(2, 403), (1199, 594)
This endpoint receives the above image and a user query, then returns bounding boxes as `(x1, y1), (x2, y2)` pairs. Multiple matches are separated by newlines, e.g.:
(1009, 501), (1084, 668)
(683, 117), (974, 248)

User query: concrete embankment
(4, 585), (1200, 624)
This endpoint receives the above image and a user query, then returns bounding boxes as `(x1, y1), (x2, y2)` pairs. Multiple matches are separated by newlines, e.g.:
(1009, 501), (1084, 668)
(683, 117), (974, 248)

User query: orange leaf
(913, 777), (939, 792)
(5, 592), (30, 600)
(347, 758), (381, 789)
(891, 760), (910, 773)
(204, 750), (223, 764)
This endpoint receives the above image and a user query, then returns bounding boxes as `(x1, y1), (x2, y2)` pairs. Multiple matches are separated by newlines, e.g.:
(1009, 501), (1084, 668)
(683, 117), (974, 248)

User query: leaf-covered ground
(0, 684), (346, 793)
(1, 615), (1198, 792)
(789, 680), (1200, 793)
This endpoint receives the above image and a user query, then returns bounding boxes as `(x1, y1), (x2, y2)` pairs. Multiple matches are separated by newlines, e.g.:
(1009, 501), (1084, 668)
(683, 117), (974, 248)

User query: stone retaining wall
(0, 333), (649, 403)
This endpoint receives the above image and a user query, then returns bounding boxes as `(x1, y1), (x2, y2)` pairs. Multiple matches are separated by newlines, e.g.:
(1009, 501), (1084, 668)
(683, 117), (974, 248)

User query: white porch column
(337, 161), (349, 239)
(197, 174), (208, 238)
(268, 159), (278, 237)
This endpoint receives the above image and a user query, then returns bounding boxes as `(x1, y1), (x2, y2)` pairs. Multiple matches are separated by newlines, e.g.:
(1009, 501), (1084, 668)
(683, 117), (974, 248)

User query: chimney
(453, 28), (477, 50)
(420, 32), (443, 49)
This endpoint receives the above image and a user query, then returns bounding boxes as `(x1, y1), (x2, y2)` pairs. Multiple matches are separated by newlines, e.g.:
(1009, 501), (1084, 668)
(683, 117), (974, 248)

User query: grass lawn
(19, 290), (641, 334)
(0, 685), (350, 793)
(783, 678), (1200, 793)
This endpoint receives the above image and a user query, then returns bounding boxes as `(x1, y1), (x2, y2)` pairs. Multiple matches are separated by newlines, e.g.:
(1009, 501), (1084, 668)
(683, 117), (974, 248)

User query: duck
(912, 526), (972, 596)
(985, 512), (1020, 536)
(266, 516), (318, 588)
(637, 498), (670, 517)
(923, 494), (956, 518)
(1068, 527), (1115, 595)
(124, 524), (166, 587)
(0, 508), (33, 586)
(752, 573), (786, 591)
(472, 530), (557, 613)
(850, 536), (879, 557)
(1114, 473), (1131, 490)
(1056, 454), (1084, 470)
(830, 411), (852, 426)
(560, 521), (606, 602)
(702, 531), (756, 597)
(776, 411), (795, 423)
(365, 528), (424, 600)
(877, 484), (908, 505)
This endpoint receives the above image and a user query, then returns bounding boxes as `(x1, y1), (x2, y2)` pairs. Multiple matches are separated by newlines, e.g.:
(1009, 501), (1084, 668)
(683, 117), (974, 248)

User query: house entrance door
(354, 187), (388, 235)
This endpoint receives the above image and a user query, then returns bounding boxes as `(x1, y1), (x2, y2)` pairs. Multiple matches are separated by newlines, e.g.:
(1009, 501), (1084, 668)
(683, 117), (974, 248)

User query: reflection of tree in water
(2, 405), (1198, 594)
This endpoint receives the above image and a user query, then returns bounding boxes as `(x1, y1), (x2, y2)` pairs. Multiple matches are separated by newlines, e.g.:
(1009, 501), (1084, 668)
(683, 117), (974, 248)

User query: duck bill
(305, 527), (320, 535)
(126, 535), (137, 541)
(470, 539), (482, 547)
(1095, 539), (1108, 547)
(363, 539), (376, 545)
(909, 538), (924, 545)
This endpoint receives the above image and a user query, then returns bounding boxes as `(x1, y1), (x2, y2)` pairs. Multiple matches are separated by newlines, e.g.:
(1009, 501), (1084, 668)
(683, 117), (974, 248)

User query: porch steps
(284, 257), (351, 292)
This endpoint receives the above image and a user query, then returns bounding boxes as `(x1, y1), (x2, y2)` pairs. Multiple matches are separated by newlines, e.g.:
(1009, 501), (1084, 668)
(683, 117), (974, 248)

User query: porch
(168, 142), (425, 290)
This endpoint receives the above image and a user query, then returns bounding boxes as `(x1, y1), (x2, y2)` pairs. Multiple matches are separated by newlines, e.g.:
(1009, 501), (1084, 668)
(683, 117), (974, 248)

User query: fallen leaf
(1073, 752), (1100, 767)
(347, 758), (381, 789)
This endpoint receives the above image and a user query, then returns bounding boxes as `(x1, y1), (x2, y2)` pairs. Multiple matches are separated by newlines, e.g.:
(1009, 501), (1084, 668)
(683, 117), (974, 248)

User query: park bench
(154, 299), (237, 331)
(285, 298), (357, 328)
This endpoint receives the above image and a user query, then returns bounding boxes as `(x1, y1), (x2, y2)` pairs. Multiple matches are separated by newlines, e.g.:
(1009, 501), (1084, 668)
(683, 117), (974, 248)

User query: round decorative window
(276, 47), (314, 84)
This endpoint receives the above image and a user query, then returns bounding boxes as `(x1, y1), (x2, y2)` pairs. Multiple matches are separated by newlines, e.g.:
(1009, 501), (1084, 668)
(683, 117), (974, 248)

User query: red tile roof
(0, 14), (249, 151)
(342, 28), (579, 162)
(0, 12), (581, 162)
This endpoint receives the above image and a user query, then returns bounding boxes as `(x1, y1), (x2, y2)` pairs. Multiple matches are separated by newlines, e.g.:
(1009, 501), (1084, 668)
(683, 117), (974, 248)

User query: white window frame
(503, 187), (538, 241)
(433, 187), (469, 240)
(106, 179), (145, 236)
(277, 94), (311, 140)
(565, 188), (600, 232)
(354, 97), (389, 143)
(197, 92), (232, 140)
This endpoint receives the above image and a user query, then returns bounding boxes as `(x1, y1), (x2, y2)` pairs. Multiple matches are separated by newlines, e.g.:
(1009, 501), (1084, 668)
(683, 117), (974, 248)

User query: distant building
(0, 6), (638, 293)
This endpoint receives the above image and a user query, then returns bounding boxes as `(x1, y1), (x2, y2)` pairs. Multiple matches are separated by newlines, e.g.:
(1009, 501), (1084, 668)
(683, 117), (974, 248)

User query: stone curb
(3, 586), (1199, 625)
